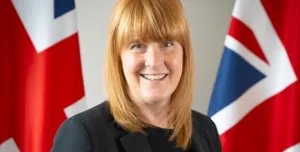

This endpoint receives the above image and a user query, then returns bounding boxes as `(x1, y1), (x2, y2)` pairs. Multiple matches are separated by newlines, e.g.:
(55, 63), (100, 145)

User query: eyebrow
(126, 40), (144, 48)
(128, 40), (141, 44)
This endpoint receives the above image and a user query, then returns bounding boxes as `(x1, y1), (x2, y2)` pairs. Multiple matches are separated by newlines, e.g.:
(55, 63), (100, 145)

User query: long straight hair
(104, 0), (195, 149)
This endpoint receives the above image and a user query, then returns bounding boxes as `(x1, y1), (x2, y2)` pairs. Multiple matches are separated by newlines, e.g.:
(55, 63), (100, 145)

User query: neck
(135, 100), (171, 129)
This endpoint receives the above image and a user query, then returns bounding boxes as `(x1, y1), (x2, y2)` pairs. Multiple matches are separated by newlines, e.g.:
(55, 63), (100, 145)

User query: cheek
(166, 50), (183, 77)
(121, 53), (144, 80)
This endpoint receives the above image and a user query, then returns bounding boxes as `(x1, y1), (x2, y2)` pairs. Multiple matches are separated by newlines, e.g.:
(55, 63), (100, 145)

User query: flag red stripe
(228, 17), (268, 64)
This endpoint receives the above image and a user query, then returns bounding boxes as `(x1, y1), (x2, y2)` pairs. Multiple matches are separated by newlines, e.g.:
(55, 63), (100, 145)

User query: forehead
(113, 0), (187, 51)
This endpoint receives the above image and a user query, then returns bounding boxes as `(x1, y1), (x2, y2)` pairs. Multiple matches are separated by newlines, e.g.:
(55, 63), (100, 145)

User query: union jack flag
(0, 0), (86, 151)
(208, 0), (300, 152)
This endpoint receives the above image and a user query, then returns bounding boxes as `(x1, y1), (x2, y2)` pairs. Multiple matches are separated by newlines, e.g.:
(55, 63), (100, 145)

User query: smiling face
(121, 40), (183, 105)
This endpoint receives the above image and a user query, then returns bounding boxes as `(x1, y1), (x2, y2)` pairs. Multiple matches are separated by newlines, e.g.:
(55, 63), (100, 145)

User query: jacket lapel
(120, 133), (152, 152)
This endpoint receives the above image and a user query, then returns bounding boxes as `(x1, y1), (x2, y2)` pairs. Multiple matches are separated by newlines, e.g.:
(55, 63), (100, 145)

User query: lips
(140, 74), (168, 80)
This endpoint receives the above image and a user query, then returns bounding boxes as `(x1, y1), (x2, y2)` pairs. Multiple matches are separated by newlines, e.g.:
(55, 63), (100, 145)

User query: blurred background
(2, 0), (299, 152)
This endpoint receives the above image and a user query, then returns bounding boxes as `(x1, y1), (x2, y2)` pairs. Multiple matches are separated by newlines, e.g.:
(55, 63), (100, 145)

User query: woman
(51, 0), (221, 152)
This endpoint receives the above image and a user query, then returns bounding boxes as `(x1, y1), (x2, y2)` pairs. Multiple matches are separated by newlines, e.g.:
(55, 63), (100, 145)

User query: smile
(140, 74), (168, 80)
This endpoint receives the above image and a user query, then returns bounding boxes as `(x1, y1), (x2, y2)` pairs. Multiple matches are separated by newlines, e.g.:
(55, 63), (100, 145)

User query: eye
(130, 43), (142, 50)
(163, 41), (174, 47)
(129, 43), (146, 53)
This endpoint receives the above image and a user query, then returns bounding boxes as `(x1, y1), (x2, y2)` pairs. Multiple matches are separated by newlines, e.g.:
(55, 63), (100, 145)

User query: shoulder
(51, 101), (118, 152)
(69, 101), (114, 128)
(62, 101), (115, 134)
(191, 110), (217, 132)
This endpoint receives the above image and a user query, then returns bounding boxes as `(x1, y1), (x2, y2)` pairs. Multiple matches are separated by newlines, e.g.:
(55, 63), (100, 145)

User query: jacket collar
(107, 101), (200, 152)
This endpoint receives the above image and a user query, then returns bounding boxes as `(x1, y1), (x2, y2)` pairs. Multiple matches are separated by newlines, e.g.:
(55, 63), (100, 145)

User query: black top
(51, 101), (222, 152)
(145, 127), (184, 152)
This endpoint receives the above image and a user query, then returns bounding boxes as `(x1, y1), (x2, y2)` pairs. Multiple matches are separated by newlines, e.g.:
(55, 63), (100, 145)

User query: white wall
(75, 0), (235, 114)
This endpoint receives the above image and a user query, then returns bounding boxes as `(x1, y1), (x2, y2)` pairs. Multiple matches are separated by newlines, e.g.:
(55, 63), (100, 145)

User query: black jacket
(51, 101), (221, 152)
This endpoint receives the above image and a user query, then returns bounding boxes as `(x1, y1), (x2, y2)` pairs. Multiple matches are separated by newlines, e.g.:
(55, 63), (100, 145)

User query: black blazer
(51, 101), (221, 152)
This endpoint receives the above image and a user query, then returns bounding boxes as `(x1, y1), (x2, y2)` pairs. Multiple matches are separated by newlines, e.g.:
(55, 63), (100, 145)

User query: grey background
(75, 0), (235, 114)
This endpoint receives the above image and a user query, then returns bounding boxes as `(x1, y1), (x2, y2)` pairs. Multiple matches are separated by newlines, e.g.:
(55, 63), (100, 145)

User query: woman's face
(121, 40), (183, 105)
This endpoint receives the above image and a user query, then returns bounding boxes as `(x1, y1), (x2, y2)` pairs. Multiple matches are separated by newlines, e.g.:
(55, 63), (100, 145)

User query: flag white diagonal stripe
(225, 35), (270, 76)
(283, 143), (300, 152)
(0, 138), (20, 152)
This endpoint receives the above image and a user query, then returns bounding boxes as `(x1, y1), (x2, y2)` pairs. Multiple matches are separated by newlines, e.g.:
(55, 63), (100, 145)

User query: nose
(144, 44), (164, 67)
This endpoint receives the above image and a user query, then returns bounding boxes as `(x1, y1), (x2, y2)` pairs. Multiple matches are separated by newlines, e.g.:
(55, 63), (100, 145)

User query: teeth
(142, 74), (166, 80)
